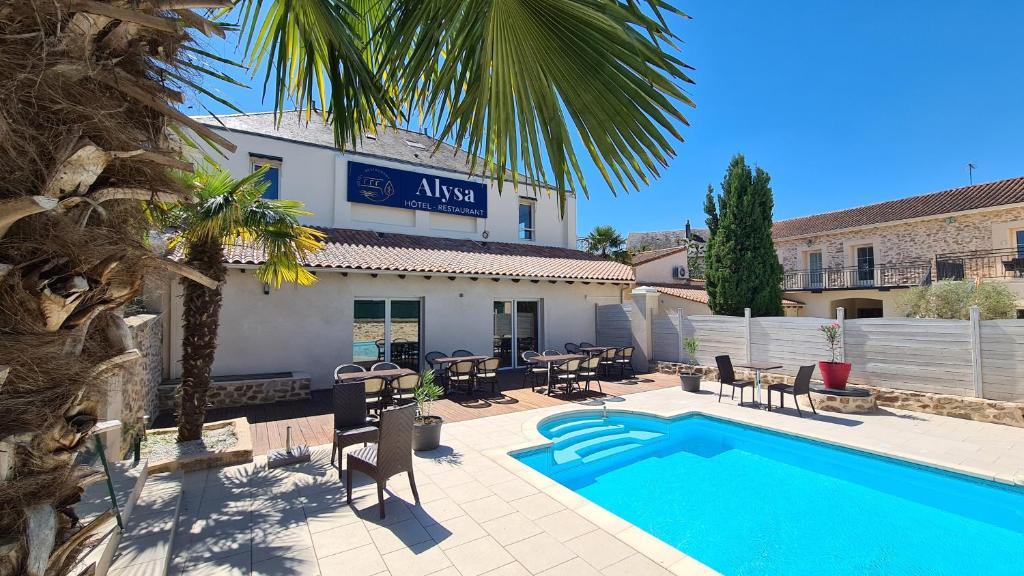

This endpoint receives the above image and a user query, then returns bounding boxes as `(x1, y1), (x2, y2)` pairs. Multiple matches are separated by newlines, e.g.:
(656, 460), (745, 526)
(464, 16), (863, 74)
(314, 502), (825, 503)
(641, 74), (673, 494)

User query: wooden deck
(154, 371), (678, 455)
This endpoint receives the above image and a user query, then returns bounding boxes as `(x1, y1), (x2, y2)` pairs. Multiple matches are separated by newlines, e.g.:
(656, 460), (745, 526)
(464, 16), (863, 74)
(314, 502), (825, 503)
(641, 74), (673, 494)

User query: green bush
(902, 281), (1016, 320)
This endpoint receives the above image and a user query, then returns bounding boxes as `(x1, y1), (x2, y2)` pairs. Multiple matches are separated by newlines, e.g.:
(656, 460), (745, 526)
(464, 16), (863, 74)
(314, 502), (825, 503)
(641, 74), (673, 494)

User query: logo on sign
(355, 168), (395, 203)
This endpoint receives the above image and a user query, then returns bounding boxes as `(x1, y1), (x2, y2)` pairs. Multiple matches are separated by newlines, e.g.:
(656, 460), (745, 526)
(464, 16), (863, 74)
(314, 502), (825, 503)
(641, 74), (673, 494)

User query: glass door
(807, 251), (823, 289)
(856, 246), (875, 286)
(353, 299), (421, 369)
(493, 300), (540, 368)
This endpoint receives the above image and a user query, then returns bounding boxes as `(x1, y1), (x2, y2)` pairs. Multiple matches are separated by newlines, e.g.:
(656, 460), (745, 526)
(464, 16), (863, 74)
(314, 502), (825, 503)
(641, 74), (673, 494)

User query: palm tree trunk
(177, 240), (227, 442)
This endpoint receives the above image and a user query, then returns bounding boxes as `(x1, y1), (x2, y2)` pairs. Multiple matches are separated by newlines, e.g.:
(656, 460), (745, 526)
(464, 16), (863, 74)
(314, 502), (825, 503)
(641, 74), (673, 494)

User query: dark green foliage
(703, 155), (784, 316)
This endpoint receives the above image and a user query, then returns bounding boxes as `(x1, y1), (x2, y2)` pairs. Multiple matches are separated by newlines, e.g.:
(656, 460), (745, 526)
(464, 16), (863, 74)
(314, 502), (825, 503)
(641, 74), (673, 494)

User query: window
(1017, 309), (1024, 320)
(1015, 230), (1024, 258)
(855, 246), (875, 285)
(518, 201), (535, 240)
(250, 155), (281, 200)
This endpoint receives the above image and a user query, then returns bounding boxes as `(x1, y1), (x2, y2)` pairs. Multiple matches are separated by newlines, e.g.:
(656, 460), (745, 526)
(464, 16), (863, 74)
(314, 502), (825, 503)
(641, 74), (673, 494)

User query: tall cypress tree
(703, 154), (784, 316)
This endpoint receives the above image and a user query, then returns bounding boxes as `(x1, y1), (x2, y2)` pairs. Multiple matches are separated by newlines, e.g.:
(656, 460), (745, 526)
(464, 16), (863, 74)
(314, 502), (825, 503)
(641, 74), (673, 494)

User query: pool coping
(481, 404), (1024, 576)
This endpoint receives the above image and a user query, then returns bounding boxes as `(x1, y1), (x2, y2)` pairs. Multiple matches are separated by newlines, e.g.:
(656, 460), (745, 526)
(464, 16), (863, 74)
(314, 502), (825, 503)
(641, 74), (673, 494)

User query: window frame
(518, 199), (535, 241)
(249, 154), (282, 200)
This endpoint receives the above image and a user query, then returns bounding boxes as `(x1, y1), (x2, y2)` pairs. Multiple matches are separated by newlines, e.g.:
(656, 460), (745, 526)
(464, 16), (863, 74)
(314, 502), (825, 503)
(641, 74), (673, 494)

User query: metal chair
(374, 338), (386, 360)
(475, 357), (501, 394)
(768, 365), (818, 417)
(614, 346), (636, 380)
(362, 376), (387, 415)
(330, 382), (379, 477)
(424, 351), (446, 369)
(448, 360), (476, 395)
(564, 342), (581, 354)
(578, 355), (602, 395)
(715, 355), (755, 404)
(371, 361), (400, 371)
(452, 349), (474, 357)
(346, 403), (420, 519)
(334, 363), (366, 381)
(391, 373), (419, 406)
(553, 357), (582, 396)
(542, 349), (560, 356)
(521, 350), (546, 390)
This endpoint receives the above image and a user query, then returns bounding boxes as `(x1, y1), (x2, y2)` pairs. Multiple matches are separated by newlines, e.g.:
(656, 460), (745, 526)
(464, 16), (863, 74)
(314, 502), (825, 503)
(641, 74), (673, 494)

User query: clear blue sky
(186, 1), (1024, 237)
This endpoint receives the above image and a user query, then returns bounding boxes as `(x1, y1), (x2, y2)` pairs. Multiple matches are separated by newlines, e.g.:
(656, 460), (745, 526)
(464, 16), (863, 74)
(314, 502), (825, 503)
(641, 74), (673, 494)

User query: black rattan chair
(475, 357), (501, 394)
(371, 361), (400, 371)
(522, 350), (546, 390)
(579, 341), (595, 348)
(768, 365), (817, 417)
(391, 373), (419, 406)
(553, 357), (582, 396)
(716, 355), (754, 404)
(346, 403), (420, 519)
(564, 342), (581, 354)
(614, 346), (636, 379)
(448, 360), (476, 395)
(578, 355), (602, 395)
(330, 382), (379, 477)
(452, 349), (474, 357)
(334, 363), (366, 381)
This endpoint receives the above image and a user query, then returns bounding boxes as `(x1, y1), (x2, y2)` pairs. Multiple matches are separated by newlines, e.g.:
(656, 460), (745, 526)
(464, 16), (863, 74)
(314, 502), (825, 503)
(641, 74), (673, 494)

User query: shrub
(902, 281), (1016, 320)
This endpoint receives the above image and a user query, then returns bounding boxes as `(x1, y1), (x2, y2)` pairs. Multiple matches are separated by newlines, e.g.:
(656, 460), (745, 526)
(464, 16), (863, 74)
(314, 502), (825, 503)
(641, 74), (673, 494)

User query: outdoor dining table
(579, 346), (614, 356)
(335, 367), (415, 383)
(528, 353), (584, 395)
(734, 361), (782, 408)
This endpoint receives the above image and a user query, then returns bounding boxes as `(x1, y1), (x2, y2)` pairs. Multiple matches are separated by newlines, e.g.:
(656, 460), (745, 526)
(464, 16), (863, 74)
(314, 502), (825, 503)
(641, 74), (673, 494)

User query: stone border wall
(653, 361), (1024, 428)
(158, 371), (311, 413)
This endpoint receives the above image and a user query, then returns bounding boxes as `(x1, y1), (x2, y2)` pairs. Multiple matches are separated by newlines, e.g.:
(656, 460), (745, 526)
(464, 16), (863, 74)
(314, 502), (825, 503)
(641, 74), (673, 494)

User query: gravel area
(143, 425), (237, 462)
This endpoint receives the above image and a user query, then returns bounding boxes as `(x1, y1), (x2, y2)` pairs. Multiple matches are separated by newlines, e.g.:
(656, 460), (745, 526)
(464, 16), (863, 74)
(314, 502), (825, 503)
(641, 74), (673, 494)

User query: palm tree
(161, 166), (324, 442)
(0, 1), (692, 572)
(584, 225), (628, 262)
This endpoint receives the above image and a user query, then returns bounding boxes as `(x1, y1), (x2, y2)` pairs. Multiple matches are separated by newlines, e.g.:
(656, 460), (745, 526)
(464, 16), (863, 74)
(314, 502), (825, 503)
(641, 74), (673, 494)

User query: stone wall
(120, 313), (163, 449)
(158, 372), (311, 413)
(652, 361), (1024, 428)
(775, 206), (1024, 271)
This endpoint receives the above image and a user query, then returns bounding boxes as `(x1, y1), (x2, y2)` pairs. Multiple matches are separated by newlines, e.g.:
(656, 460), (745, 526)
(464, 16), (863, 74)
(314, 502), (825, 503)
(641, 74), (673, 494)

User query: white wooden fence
(641, 307), (1024, 402)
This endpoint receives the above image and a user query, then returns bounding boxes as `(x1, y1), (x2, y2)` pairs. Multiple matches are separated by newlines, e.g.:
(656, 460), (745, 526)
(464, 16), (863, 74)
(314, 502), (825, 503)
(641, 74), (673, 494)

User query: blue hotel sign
(347, 161), (488, 218)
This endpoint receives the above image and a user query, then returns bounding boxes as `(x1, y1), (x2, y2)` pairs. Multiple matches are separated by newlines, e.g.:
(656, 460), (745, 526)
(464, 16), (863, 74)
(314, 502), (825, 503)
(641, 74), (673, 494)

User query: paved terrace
(155, 372), (676, 455)
(166, 375), (1024, 576)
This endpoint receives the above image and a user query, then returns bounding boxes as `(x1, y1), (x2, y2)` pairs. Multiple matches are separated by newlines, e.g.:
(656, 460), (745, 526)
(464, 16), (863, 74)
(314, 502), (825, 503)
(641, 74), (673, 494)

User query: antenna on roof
(967, 162), (977, 185)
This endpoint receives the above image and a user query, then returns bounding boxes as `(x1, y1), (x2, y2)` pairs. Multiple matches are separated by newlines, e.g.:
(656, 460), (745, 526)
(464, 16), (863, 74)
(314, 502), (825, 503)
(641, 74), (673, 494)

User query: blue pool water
(514, 412), (1024, 575)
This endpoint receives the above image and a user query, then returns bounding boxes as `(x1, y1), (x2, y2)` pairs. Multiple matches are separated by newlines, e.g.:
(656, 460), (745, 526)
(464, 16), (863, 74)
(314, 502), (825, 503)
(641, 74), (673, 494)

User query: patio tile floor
(171, 374), (1024, 576)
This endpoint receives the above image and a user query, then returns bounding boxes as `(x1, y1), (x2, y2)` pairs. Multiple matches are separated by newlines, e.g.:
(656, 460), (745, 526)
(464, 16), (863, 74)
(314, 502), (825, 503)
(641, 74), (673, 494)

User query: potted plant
(412, 369), (445, 451)
(818, 323), (851, 390)
(679, 337), (702, 392)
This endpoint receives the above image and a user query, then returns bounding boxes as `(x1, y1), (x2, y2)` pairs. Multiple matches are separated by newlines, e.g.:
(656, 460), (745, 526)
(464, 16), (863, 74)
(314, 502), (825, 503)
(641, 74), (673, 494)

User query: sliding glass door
(353, 299), (421, 370)
(493, 300), (540, 368)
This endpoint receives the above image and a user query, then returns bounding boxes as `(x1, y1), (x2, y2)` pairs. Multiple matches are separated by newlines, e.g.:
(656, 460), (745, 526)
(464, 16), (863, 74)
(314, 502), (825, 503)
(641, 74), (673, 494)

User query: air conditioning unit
(672, 266), (688, 279)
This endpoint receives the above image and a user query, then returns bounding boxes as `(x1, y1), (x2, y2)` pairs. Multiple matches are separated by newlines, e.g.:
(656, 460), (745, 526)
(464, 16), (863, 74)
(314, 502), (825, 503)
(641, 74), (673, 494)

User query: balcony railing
(935, 248), (1024, 280)
(782, 262), (931, 291)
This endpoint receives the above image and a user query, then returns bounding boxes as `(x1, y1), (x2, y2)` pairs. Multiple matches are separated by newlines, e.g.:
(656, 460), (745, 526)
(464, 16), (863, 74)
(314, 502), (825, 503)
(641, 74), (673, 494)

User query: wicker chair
(579, 341), (595, 348)
(564, 342), (581, 354)
(371, 361), (400, 371)
(451, 349), (474, 357)
(521, 350), (547, 390)
(715, 355), (754, 404)
(542, 349), (560, 356)
(363, 377), (387, 415)
(475, 357), (501, 394)
(346, 403), (420, 519)
(374, 338), (386, 360)
(614, 346), (636, 380)
(598, 347), (618, 378)
(391, 373), (419, 406)
(578, 355), (602, 395)
(448, 360), (476, 395)
(334, 363), (366, 381)
(330, 382), (379, 477)
(553, 357), (582, 396)
(768, 364), (818, 417)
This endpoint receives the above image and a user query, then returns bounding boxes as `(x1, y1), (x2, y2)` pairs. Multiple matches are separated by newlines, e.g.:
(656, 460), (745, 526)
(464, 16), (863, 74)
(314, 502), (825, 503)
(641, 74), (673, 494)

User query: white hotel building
(158, 112), (633, 389)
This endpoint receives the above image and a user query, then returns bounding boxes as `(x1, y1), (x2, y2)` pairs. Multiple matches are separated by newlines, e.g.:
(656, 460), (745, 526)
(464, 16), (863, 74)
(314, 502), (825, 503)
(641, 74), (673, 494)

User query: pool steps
(545, 417), (665, 465)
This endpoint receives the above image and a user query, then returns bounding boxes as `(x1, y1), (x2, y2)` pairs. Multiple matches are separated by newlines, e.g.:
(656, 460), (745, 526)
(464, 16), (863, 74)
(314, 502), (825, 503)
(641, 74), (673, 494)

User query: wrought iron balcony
(935, 248), (1024, 280)
(782, 262), (932, 292)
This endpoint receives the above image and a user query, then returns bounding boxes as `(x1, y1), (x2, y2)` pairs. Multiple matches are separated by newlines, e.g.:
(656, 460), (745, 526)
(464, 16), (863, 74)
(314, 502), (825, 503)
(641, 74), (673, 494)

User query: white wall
(208, 130), (576, 249)
(167, 270), (624, 389)
(634, 251), (689, 284)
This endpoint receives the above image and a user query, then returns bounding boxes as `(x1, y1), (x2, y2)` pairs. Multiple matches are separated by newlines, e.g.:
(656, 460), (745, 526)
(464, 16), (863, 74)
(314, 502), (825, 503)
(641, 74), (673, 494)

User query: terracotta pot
(412, 416), (443, 451)
(679, 373), (701, 393)
(818, 361), (851, 390)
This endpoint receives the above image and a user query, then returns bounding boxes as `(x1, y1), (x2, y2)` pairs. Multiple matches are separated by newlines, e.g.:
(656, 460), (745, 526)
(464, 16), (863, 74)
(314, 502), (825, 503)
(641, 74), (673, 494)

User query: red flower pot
(818, 361), (851, 390)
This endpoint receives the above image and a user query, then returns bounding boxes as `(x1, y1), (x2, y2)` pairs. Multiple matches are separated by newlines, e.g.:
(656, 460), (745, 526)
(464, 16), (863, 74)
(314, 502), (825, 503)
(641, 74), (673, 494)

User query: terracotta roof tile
(773, 176), (1024, 239)
(632, 245), (687, 265)
(649, 285), (803, 307)
(220, 227), (634, 282)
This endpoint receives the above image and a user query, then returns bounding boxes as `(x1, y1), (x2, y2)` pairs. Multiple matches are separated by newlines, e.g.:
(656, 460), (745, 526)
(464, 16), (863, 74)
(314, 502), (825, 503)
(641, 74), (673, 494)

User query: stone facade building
(773, 176), (1024, 318)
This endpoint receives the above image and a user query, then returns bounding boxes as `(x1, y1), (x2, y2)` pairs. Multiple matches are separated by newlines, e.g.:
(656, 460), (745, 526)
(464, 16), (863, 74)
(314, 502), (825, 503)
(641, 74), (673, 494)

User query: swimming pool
(514, 411), (1024, 575)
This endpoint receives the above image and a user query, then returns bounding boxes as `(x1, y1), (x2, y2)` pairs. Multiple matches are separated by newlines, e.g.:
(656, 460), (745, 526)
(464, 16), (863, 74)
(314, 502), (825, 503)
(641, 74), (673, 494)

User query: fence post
(744, 307), (752, 363)
(969, 305), (983, 398)
(835, 307), (845, 363)
(677, 307), (685, 364)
